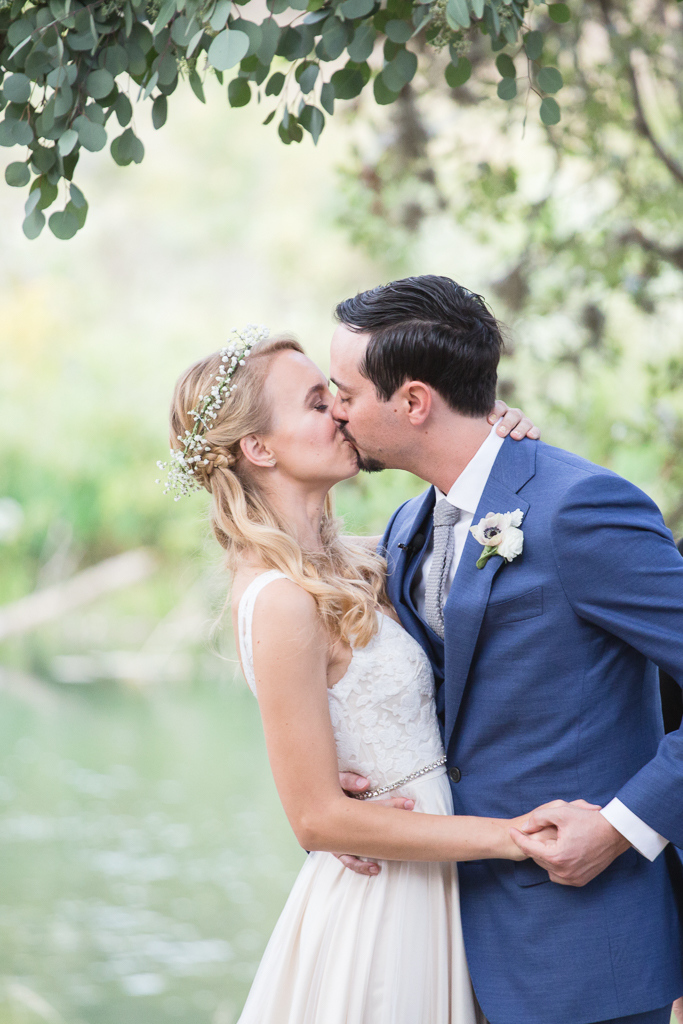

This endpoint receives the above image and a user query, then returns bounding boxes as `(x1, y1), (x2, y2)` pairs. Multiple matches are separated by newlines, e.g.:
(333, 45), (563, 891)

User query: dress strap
(238, 570), (288, 695)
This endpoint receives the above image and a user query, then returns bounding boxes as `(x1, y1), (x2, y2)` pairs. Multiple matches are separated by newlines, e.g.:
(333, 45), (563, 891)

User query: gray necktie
(424, 498), (461, 640)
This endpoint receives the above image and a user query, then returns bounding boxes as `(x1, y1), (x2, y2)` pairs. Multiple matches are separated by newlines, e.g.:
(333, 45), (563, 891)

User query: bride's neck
(260, 474), (329, 553)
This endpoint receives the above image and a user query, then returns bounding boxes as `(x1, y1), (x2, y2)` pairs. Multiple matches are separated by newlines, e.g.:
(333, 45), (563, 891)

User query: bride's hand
(489, 400), (540, 440)
(335, 772), (415, 875)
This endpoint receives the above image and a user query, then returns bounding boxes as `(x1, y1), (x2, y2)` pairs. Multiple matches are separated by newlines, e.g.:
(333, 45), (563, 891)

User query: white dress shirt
(412, 423), (668, 862)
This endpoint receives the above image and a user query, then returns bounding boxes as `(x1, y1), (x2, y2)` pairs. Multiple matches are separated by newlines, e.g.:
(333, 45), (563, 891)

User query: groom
(328, 276), (683, 1024)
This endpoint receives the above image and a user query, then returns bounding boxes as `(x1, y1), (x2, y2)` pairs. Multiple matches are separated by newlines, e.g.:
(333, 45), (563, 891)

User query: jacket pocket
(514, 859), (550, 887)
(486, 585), (543, 626)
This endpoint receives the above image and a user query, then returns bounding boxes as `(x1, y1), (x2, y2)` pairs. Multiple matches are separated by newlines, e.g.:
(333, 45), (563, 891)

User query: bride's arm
(251, 578), (526, 863)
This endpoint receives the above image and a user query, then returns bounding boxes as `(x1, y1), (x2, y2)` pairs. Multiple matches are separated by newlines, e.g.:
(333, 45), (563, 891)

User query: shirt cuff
(600, 798), (669, 862)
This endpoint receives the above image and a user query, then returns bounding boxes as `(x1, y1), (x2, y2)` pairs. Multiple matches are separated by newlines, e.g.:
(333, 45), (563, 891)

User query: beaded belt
(353, 755), (447, 800)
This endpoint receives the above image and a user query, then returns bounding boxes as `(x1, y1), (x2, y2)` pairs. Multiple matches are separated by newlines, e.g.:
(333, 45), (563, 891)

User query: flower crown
(157, 324), (270, 500)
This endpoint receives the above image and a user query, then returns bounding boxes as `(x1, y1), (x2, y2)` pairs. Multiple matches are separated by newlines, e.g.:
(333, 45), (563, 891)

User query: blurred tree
(2, 0), (575, 238)
(337, 0), (683, 532)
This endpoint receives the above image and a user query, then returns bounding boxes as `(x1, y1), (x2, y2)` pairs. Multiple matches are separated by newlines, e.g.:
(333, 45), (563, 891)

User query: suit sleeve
(550, 472), (683, 848)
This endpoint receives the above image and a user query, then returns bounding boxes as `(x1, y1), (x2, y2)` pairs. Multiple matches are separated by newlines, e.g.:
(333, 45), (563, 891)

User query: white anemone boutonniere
(470, 509), (524, 570)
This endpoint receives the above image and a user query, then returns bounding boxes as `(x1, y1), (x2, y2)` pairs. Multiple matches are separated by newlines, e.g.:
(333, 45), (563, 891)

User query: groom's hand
(334, 772), (415, 876)
(489, 400), (541, 440)
(509, 800), (631, 887)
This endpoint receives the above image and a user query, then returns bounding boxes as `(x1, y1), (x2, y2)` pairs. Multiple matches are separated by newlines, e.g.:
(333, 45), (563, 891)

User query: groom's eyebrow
(330, 377), (353, 393)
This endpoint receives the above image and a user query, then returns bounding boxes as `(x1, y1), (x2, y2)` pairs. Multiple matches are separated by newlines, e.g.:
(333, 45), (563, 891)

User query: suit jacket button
(448, 766), (462, 783)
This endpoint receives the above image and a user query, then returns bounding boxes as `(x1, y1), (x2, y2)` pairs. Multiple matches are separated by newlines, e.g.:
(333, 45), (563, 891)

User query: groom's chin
(356, 453), (386, 474)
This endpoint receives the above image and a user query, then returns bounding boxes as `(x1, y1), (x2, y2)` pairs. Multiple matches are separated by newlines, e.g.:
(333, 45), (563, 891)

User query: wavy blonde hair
(169, 338), (387, 647)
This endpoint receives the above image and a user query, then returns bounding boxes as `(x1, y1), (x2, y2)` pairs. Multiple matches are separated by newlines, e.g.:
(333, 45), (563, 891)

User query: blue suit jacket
(381, 437), (683, 1024)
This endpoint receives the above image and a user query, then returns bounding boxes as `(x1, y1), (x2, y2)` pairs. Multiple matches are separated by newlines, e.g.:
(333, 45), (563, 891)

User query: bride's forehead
(268, 350), (326, 388)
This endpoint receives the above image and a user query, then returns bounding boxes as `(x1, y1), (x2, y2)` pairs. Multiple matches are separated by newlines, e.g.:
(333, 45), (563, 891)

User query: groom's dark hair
(335, 275), (504, 416)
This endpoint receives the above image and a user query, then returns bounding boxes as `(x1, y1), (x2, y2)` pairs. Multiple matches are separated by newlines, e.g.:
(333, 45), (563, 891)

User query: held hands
(510, 800), (631, 887)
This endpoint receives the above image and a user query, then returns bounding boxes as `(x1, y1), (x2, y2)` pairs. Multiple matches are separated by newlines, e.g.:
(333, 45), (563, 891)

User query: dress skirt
(236, 767), (483, 1024)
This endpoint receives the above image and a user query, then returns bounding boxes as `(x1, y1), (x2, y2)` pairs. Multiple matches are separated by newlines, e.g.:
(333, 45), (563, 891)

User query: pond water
(0, 675), (304, 1024)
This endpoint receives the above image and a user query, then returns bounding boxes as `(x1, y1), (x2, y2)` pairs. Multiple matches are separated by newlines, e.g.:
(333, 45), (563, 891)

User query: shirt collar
(434, 422), (505, 515)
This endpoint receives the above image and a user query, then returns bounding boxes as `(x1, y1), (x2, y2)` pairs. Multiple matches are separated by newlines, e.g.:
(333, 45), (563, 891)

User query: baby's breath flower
(157, 323), (269, 498)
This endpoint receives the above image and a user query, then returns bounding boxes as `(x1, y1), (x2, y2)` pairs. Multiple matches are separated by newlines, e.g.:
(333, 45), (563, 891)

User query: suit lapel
(443, 438), (536, 751)
(385, 487), (437, 660)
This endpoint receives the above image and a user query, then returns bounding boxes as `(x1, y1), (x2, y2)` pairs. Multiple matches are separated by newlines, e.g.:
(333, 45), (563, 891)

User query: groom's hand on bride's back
(488, 400), (541, 440)
(509, 799), (631, 887)
(334, 773), (415, 876)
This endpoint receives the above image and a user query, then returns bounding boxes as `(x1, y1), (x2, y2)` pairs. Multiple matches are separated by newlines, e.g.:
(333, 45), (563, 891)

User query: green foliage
(0, 0), (573, 237)
(334, 1), (683, 531)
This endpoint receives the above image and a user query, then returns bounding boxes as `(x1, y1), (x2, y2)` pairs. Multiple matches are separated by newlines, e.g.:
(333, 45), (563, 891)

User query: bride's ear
(240, 434), (277, 468)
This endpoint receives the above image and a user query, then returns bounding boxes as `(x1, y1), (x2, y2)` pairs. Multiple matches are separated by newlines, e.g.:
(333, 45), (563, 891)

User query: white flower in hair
(470, 509), (524, 569)
(156, 323), (269, 499)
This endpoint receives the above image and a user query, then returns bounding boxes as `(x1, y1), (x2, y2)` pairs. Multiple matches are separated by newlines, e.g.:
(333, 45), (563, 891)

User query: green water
(0, 677), (304, 1024)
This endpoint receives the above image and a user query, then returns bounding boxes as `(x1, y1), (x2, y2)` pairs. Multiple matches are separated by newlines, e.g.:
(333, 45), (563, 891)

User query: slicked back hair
(335, 275), (504, 417)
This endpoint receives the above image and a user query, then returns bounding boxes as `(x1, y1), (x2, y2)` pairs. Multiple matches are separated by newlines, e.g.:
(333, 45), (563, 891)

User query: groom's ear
(400, 381), (432, 426)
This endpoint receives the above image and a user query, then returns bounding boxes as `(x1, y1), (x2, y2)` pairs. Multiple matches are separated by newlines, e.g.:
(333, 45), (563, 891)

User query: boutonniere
(470, 510), (524, 569)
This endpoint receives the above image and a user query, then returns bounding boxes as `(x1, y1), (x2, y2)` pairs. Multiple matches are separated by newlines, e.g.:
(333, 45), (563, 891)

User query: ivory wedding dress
(236, 571), (483, 1024)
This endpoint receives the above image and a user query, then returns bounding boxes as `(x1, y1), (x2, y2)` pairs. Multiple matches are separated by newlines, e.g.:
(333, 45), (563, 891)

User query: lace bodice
(237, 571), (445, 791)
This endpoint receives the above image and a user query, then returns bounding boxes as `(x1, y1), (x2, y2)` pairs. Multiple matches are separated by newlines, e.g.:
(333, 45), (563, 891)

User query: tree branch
(627, 55), (683, 187)
(619, 226), (683, 272)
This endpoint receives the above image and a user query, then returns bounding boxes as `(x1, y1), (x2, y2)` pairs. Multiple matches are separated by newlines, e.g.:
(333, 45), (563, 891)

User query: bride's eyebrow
(305, 383), (326, 403)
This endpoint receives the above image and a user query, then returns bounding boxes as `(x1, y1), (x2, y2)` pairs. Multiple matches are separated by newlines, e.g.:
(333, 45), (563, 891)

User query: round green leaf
(86, 69), (115, 100)
(47, 65), (77, 89)
(548, 3), (570, 22)
(53, 85), (74, 118)
(265, 71), (285, 96)
(446, 0), (470, 30)
(22, 207), (45, 240)
(537, 66), (563, 93)
(73, 116), (107, 153)
(35, 177), (58, 210)
(110, 127), (145, 165)
(5, 161), (30, 187)
(495, 54), (516, 78)
(298, 63), (319, 94)
(66, 198), (88, 229)
(209, 0), (232, 31)
(299, 104), (325, 144)
(152, 94), (168, 129)
(497, 77), (517, 100)
(12, 120), (34, 146)
(228, 78), (251, 107)
(49, 208), (79, 240)
(540, 96), (561, 124)
(373, 72), (399, 105)
(383, 48), (417, 92)
(3, 74), (32, 104)
(57, 128), (79, 156)
(114, 94), (133, 128)
(257, 19), (281, 65)
(523, 30), (543, 60)
(208, 29), (250, 71)
(319, 17), (350, 60)
(348, 22), (376, 62)
(103, 44), (129, 76)
(7, 19), (34, 48)
(331, 66), (365, 100)
(70, 183), (87, 209)
(385, 19), (412, 43)
(31, 145), (56, 172)
(339, 0), (375, 17)
(445, 57), (471, 88)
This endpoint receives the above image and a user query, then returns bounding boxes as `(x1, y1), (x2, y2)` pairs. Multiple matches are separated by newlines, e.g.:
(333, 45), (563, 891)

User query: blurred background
(1, 12), (682, 1018)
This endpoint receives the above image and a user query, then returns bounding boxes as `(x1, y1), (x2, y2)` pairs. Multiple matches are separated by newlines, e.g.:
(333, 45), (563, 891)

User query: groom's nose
(331, 393), (347, 427)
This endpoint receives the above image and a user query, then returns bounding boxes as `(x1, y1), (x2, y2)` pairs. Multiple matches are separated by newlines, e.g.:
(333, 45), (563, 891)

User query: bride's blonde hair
(169, 338), (387, 646)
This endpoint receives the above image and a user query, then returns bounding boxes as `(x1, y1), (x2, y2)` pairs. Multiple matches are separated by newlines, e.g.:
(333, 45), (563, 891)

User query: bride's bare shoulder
(232, 565), (318, 630)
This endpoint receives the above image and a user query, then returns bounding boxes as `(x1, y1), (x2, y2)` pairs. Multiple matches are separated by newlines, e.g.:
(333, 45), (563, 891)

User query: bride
(160, 327), (550, 1024)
